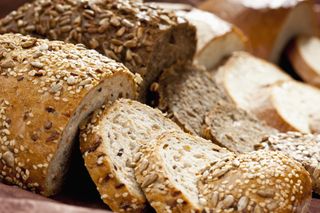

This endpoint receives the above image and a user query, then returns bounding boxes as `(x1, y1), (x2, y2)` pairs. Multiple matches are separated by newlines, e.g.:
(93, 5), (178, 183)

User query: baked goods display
(257, 132), (320, 195)
(0, 0), (320, 212)
(288, 35), (320, 87)
(0, 0), (197, 98)
(199, 0), (318, 62)
(0, 33), (138, 196)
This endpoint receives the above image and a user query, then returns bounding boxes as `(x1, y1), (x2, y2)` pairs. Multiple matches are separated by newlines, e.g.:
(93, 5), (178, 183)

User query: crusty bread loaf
(148, 3), (247, 70)
(198, 150), (312, 212)
(288, 35), (320, 87)
(199, 0), (318, 62)
(80, 99), (181, 212)
(258, 81), (320, 133)
(0, 0), (196, 99)
(155, 62), (230, 135)
(134, 130), (233, 213)
(215, 51), (292, 113)
(256, 132), (320, 195)
(0, 33), (138, 196)
(202, 102), (277, 154)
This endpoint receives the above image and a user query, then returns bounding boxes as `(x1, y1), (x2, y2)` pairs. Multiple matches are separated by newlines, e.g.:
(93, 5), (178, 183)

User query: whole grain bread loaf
(0, 0), (196, 99)
(0, 33), (138, 196)
(198, 150), (312, 212)
(257, 132), (320, 195)
(80, 99), (180, 213)
(202, 102), (277, 154)
(134, 130), (233, 213)
(199, 0), (318, 62)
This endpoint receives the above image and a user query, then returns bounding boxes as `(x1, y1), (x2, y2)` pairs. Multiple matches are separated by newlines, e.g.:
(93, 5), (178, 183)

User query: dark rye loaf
(0, 0), (196, 99)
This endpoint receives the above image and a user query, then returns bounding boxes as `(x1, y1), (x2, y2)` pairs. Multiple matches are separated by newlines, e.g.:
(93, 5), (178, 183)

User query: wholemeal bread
(134, 130), (233, 213)
(202, 102), (277, 154)
(148, 3), (248, 70)
(256, 132), (320, 195)
(80, 99), (181, 212)
(288, 35), (320, 87)
(199, 150), (312, 212)
(155, 62), (229, 135)
(0, 33), (138, 196)
(199, 0), (318, 62)
(0, 0), (196, 99)
(258, 81), (320, 133)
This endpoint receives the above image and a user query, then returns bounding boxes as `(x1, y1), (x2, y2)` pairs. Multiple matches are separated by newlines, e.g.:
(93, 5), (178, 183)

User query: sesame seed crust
(0, 0), (196, 98)
(0, 33), (138, 196)
(257, 132), (320, 195)
(199, 150), (312, 213)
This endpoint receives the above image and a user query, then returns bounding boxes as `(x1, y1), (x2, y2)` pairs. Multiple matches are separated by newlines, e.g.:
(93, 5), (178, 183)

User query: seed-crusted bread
(259, 81), (320, 133)
(288, 35), (320, 87)
(199, 0), (318, 62)
(0, 33), (138, 196)
(0, 0), (197, 99)
(202, 102), (277, 154)
(134, 130), (234, 213)
(214, 51), (292, 113)
(256, 132), (320, 195)
(80, 99), (181, 213)
(155, 62), (229, 135)
(198, 150), (312, 212)
(148, 3), (248, 70)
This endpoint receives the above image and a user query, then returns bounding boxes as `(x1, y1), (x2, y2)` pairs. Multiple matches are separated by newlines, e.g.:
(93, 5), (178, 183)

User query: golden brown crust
(0, 0), (196, 97)
(199, 150), (312, 212)
(0, 33), (137, 196)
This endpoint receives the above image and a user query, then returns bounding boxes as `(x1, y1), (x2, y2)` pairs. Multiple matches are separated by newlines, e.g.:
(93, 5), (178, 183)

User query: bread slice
(0, 33), (138, 196)
(202, 102), (277, 154)
(215, 51), (292, 113)
(260, 81), (320, 133)
(0, 0), (197, 99)
(198, 150), (312, 212)
(80, 99), (181, 212)
(257, 132), (320, 195)
(199, 0), (318, 62)
(156, 62), (229, 135)
(134, 130), (233, 213)
(149, 3), (248, 70)
(288, 35), (320, 87)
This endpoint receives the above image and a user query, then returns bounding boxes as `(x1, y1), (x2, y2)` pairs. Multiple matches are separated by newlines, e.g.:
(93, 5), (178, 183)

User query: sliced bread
(257, 132), (320, 195)
(156, 62), (229, 135)
(134, 130), (234, 213)
(80, 99), (181, 212)
(198, 150), (312, 212)
(0, 0), (197, 99)
(214, 51), (292, 113)
(0, 33), (138, 196)
(202, 102), (277, 154)
(150, 2), (248, 70)
(288, 35), (320, 87)
(199, 0), (318, 62)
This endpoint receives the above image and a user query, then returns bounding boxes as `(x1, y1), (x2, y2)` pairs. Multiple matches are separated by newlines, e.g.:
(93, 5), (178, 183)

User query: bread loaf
(199, 0), (317, 62)
(148, 3), (248, 70)
(202, 102), (277, 154)
(288, 35), (320, 87)
(155, 62), (229, 135)
(0, 0), (197, 99)
(257, 132), (320, 195)
(134, 130), (233, 213)
(80, 99), (180, 212)
(0, 33), (138, 196)
(199, 150), (312, 212)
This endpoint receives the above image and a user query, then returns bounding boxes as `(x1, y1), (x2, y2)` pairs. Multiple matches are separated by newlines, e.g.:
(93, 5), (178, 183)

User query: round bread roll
(198, 150), (312, 212)
(0, 33), (138, 196)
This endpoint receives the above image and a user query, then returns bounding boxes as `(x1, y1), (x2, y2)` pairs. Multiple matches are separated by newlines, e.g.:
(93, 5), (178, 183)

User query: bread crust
(0, 33), (138, 196)
(0, 0), (197, 98)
